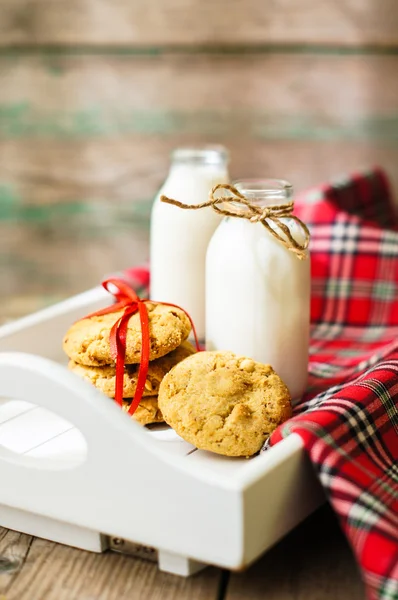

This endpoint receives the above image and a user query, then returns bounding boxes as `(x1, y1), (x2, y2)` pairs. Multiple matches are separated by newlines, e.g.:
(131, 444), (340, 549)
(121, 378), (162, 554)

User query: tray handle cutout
(0, 397), (88, 470)
(0, 352), (141, 471)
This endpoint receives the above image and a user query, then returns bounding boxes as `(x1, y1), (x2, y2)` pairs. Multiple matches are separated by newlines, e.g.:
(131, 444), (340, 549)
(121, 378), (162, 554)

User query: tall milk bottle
(150, 147), (229, 339)
(206, 179), (311, 400)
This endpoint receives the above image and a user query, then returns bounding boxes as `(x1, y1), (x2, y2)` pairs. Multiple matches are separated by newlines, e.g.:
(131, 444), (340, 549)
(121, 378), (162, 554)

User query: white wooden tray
(0, 287), (325, 576)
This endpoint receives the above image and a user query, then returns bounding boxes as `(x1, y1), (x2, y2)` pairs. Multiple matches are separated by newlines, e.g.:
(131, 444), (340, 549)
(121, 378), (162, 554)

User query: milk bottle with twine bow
(161, 179), (311, 400)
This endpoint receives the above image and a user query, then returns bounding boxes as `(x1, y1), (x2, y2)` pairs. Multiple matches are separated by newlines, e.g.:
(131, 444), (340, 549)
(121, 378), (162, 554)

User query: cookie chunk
(158, 351), (292, 457)
(68, 341), (196, 398)
(63, 303), (191, 366)
(123, 397), (164, 426)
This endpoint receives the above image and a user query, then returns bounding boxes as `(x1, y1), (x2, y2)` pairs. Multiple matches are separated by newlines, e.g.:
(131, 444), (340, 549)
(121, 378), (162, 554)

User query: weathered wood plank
(1, 136), (397, 313)
(1, 54), (397, 311)
(0, 528), (222, 600)
(0, 52), (397, 203)
(225, 505), (365, 600)
(0, 529), (33, 596)
(0, 138), (397, 208)
(0, 505), (365, 600)
(1, 0), (398, 47)
(0, 213), (149, 307)
(1, 54), (398, 142)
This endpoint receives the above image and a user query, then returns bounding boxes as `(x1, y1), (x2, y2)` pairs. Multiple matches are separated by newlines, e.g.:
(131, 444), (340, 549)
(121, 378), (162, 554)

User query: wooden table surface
(0, 505), (365, 600)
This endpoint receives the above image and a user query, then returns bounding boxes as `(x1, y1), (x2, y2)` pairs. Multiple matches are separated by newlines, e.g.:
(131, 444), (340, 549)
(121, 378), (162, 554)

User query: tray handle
(0, 351), (147, 465)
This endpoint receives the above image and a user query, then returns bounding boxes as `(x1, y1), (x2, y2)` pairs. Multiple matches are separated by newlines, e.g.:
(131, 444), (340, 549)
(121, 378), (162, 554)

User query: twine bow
(161, 183), (310, 260)
(81, 278), (200, 416)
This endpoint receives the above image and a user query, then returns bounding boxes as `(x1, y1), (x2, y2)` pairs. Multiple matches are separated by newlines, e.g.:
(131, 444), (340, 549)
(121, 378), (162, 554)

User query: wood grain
(1, 0), (398, 47)
(225, 505), (366, 600)
(0, 506), (365, 600)
(1, 54), (397, 139)
(0, 213), (149, 308)
(0, 528), (222, 600)
(1, 138), (397, 208)
(1, 33), (397, 319)
(1, 136), (397, 316)
(1, 52), (398, 208)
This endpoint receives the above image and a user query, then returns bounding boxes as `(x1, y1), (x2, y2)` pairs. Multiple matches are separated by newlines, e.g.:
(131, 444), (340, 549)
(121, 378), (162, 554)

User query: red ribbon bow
(82, 278), (200, 416)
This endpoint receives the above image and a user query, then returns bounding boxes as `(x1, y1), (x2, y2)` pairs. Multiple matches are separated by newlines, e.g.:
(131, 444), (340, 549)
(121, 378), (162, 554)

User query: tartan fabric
(271, 167), (398, 600)
(124, 167), (398, 600)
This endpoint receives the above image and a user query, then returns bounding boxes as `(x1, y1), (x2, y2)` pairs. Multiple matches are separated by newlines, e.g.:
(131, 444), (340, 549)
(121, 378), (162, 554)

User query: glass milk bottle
(206, 179), (310, 399)
(150, 146), (229, 339)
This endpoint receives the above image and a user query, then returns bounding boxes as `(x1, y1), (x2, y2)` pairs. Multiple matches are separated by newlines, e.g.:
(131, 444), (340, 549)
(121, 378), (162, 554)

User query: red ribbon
(82, 278), (200, 416)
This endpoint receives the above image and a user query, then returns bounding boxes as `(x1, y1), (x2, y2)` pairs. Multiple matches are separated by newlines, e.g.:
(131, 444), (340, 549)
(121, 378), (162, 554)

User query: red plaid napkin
(270, 168), (398, 600)
(124, 167), (398, 600)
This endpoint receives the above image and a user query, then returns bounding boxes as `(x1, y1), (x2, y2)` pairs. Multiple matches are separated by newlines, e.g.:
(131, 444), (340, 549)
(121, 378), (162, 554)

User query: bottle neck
(162, 153), (229, 199)
(169, 161), (228, 176)
(171, 146), (229, 167)
(234, 179), (293, 208)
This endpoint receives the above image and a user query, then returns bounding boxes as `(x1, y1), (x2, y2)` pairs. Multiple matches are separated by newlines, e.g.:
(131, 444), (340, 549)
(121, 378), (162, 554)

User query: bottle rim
(171, 145), (229, 165)
(233, 179), (293, 203)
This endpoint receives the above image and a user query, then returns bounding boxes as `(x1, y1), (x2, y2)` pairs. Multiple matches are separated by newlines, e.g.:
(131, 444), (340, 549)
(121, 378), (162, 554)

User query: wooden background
(1, 0), (398, 317)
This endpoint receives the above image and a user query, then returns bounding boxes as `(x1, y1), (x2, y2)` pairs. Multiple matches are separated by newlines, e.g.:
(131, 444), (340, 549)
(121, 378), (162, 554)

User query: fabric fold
(125, 166), (398, 600)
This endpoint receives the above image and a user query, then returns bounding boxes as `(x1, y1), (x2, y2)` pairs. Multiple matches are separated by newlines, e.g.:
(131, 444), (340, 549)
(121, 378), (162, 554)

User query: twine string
(161, 183), (310, 260)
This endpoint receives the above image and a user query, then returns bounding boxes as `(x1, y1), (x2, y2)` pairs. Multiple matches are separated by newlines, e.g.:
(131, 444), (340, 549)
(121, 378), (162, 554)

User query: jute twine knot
(161, 183), (310, 260)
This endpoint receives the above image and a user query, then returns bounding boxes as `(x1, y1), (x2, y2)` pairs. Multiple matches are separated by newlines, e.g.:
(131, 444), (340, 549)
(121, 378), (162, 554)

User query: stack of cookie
(63, 303), (194, 425)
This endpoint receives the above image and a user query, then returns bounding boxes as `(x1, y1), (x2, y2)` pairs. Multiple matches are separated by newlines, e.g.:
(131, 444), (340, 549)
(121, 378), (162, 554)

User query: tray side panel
(241, 435), (325, 568)
(0, 504), (106, 552)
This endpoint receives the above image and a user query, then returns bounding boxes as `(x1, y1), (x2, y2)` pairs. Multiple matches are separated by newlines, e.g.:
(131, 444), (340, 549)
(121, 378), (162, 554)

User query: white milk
(206, 180), (310, 400)
(150, 147), (229, 339)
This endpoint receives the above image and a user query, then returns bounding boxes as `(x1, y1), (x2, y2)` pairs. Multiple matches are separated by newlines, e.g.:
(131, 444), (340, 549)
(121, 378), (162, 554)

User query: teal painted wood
(0, 185), (152, 225)
(1, 136), (398, 212)
(1, 53), (397, 142)
(0, 106), (397, 142)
